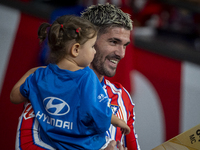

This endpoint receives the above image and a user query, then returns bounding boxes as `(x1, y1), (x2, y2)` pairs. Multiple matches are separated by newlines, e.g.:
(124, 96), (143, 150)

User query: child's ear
(71, 43), (80, 57)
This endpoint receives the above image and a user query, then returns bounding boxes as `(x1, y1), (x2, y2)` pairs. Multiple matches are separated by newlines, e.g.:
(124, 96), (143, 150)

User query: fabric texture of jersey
(16, 72), (140, 150)
(15, 102), (56, 150)
(102, 79), (140, 150)
(20, 64), (112, 150)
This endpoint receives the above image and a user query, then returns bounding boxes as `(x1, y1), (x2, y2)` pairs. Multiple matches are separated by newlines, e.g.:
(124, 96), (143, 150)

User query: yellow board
(152, 124), (200, 150)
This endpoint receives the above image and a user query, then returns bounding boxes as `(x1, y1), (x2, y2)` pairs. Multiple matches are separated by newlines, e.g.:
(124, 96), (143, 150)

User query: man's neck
(89, 65), (104, 82)
(96, 73), (104, 82)
(94, 70), (104, 82)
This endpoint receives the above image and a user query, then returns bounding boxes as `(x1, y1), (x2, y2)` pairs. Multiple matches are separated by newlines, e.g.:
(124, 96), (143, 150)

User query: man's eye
(110, 41), (117, 45)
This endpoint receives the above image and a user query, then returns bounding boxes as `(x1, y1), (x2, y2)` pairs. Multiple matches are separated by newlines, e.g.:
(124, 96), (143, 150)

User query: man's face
(90, 27), (131, 79)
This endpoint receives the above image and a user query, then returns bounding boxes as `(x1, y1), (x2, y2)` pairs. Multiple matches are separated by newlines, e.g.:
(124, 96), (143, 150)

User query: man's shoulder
(104, 78), (133, 100)
(104, 79), (135, 112)
(104, 78), (124, 89)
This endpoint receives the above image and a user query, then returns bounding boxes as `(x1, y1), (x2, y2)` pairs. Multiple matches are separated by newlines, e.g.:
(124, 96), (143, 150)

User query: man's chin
(104, 69), (116, 77)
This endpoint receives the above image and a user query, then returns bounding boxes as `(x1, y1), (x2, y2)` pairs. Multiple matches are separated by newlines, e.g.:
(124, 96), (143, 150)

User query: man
(13, 3), (140, 150)
(81, 3), (139, 149)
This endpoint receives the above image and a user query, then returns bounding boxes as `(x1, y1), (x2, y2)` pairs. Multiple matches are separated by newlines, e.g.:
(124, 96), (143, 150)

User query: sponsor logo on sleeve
(97, 94), (108, 102)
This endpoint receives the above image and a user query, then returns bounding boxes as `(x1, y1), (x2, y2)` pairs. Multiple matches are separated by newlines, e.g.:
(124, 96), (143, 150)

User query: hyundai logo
(43, 97), (70, 116)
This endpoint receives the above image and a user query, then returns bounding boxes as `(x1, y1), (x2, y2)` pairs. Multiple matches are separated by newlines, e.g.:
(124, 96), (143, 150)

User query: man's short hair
(81, 3), (133, 33)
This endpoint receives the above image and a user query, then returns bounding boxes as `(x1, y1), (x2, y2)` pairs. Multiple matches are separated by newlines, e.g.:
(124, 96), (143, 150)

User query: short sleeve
(79, 70), (112, 133)
(20, 74), (33, 98)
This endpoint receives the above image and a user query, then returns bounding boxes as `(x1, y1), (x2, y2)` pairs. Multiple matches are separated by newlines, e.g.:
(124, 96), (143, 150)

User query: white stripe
(180, 62), (200, 133)
(107, 81), (128, 122)
(15, 114), (23, 150)
(32, 119), (56, 149)
(131, 70), (164, 150)
(0, 5), (20, 92)
(123, 87), (135, 106)
(15, 102), (55, 149)
(105, 80), (128, 144)
(15, 102), (30, 150)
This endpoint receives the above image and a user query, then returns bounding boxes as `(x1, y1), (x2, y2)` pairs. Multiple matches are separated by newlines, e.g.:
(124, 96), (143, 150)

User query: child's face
(78, 35), (97, 67)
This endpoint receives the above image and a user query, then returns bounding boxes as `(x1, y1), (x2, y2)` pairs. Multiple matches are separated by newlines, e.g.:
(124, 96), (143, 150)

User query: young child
(10, 15), (130, 150)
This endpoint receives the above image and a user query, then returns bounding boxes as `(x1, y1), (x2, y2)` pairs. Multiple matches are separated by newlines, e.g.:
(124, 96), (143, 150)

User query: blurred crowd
(14, 0), (200, 50)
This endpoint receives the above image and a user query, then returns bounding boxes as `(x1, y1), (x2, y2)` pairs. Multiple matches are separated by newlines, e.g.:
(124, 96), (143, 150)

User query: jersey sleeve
(20, 67), (43, 99)
(20, 73), (34, 98)
(125, 104), (140, 149)
(79, 70), (112, 134)
(122, 87), (140, 150)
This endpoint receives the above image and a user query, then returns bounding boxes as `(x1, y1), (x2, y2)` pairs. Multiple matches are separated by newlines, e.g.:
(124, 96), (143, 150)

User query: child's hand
(111, 114), (130, 135)
(120, 127), (130, 135)
(118, 119), (130, 135)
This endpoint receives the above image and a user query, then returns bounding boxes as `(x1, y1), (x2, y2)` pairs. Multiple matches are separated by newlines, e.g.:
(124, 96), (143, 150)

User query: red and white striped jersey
(15, 102), (56, 150)
(102, 79), (140, 150)
(15, 79), (140, 150)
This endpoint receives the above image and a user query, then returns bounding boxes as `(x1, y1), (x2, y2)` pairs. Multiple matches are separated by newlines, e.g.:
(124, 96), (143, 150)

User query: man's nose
(115, 45), (125, 59)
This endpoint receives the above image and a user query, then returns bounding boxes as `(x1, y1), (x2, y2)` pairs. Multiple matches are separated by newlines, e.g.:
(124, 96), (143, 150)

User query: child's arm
(10, 66), (46, 104)
(111, 114), (130, 135)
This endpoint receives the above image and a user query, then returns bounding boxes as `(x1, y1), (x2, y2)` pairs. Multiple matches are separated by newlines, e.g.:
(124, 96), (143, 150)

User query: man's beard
(91, 51), (117, 77)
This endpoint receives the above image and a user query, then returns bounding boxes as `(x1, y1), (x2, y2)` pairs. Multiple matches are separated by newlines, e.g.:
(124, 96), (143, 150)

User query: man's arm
(120, 85), (140, 149)
(125, 98), (140, 150)
(10, 66), (46, 104)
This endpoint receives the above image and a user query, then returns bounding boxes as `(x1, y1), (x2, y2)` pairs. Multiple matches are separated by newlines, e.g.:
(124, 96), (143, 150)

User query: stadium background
(0, 0), (200, 149)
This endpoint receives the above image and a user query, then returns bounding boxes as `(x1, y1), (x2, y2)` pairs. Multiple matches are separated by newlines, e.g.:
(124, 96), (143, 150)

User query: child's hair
(81, 3), (133, 36)
(38, 15), (98, 64)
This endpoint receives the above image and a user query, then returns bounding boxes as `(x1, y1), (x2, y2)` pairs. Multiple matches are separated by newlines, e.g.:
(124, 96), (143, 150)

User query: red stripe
(134, 47), (181, 141)
(120, 86), (138, 149)
(121, 87), (132, 119)
(106, 84), (119, 106)
(0, 13), (47, 149)
(19, 106), (45, 149)
(105, 82), (121, 141)
(19, 114), (35, 148)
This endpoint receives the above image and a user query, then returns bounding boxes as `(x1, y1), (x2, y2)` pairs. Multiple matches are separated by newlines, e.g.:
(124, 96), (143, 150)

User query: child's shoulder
(82, 66), (96, 76)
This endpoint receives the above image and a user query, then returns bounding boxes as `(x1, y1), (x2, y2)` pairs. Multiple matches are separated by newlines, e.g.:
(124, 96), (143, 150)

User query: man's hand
(104, 140), (116, 150)
(117, 141), (127, 150)
(104, 140), (127, 150)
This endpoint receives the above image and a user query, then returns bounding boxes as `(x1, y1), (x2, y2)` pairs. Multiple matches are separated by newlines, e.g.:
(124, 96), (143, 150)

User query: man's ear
(71, 43), (80, 57)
